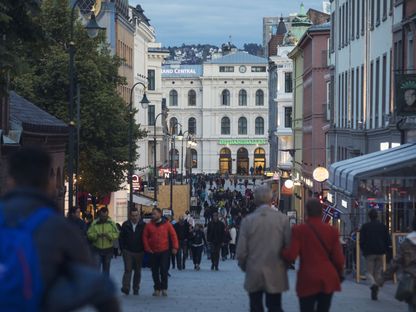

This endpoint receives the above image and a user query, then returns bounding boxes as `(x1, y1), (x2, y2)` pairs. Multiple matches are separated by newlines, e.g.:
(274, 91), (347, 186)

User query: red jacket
(282, 217), (344, 298)
(143, 219), (179, 253)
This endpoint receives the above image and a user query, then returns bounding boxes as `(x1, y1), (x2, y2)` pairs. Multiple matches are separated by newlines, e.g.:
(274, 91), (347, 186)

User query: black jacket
(360, 220), (391, 256)
(207, 220), (225, 245)
(190, 229), (207, 246)
(174, 221), (189, 241)
(119, 220), (145, 253)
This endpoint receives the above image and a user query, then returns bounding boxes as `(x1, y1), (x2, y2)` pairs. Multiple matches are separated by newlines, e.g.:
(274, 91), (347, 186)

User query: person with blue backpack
(0, 147), (120, 312)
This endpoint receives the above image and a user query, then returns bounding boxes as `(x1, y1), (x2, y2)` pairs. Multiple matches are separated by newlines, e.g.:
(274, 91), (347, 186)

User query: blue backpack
(0, 207), (54, 312)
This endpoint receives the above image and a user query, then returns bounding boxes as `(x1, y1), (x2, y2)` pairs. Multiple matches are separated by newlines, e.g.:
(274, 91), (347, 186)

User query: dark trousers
(210, 244), (221, 268)
(299, 293), (333, 312)
(150, 251), (170, 291)
(95, 248), (113, 276)
(249, 292), (283, 312)
(192, 245), (203, 265)
(229, 244), (236, 259)
(176, 240), (188, 269)
(122, 250), (144, 292)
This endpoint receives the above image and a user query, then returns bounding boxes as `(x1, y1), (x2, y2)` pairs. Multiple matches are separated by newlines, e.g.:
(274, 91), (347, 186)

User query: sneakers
(370, 285), (379, 300)
(152, 290), (161, 297)
(214, 266), (219, 271)
(196, 264), (200, 271)
(133, 290), (139, 296)
(161, 290), (168, 297)
(211, 264), (215, 271)
(121, 288), (129, 296)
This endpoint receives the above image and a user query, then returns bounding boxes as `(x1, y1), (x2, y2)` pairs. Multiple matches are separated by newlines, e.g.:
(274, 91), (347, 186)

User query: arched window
(169, 117), (178, 135)
(188, 89), (196, 106)
(238, 117), (247, 135)
(191, 149), (197, 168)
(221, 117), (230, 135)
(221, 89), (230, 106)
(255, 117), (264, 135)
(238, 89), (247, 106)
(169, 90), (178, 106)
(255, 89), (264, 106)
(188, 117), (196, 135)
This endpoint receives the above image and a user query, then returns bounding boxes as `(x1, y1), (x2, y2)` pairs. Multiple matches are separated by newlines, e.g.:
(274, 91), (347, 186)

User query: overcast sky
(130, 0), (326, 48)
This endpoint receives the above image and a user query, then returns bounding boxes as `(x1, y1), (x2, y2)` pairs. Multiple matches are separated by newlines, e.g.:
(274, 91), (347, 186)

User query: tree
(12, 0), (146, 198)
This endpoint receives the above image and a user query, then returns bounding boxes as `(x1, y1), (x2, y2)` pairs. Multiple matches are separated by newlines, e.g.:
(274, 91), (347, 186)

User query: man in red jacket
(282, 199), (344, 312)
(143, 208), (179, 297)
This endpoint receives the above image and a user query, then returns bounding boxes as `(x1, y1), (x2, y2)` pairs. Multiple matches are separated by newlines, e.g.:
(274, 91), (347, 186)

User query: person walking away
(222, 225), (231, 261)
(360, 208), (390, 300)
(384, 219), (416, 312)
(236, 186), (291, 312)
(87, 207), (120, 275)
(120, 208), (145, 296)
(67, 207), (87, 238)
(207, 212), (225, 271)
(282, 199), (344, 312)
(0, 147), (120, 312)
(229, 224), (237, 260)
(174, 216), (190, 270)
(190, 224), (207, 270)
(143, 208), (179, 296)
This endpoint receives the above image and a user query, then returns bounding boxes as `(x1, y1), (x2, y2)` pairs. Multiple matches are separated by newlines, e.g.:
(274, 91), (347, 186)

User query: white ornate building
(162, 51), (270, 175)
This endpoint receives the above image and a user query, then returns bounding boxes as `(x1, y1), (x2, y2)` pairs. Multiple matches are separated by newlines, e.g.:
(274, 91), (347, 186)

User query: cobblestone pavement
(104, 256), (406, 312)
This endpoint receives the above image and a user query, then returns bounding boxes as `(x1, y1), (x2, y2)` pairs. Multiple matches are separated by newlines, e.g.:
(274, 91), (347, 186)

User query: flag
(322, 203), (342, 223)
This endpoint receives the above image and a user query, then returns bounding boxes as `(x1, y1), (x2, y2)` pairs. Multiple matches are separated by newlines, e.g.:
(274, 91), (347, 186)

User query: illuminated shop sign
(218, 139), (268, 145)
(162, 68), (197, 75)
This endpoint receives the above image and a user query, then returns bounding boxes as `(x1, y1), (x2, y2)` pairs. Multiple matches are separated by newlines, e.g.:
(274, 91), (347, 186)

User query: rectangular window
(356, 0), (360, 38)
(361, 65), (364, 126)
(342, 5), (345, 46)
(330, 12), (335, 52)
(383, 0), (387, 20)
(339, 7), (342, 49)
(376, 0), (380, 25)
(219, 66), (234, 72)
(338, 74), (342, 126)
(370, 61), (374, 128)
(351, 69), (355, 127)
(382, 54), (387, 126)
(285, 72), (293, 93)
(356, 67), (360, 128)
(147, 69), (155, 91)
(148, 105), (155, 126)
(408, 32), (414, 69)
(361, 0), (365, 35)
(371, 0), (375, 29)
(375, 58), (380, 127)
(346, 1), (349, 44)
(341, 73), (344, 127)
(284, 107), (293, 128)
(344, 71), (348, 127)
(251, 66), (267, 72)
(352, 0), (355, 41)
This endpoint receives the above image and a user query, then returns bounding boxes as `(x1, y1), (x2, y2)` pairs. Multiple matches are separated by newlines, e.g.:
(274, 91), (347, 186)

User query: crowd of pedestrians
(1, 148), (415, 312)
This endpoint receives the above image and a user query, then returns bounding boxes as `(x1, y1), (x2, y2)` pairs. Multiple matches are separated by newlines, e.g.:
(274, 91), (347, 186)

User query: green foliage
(11, 0), (146, 197)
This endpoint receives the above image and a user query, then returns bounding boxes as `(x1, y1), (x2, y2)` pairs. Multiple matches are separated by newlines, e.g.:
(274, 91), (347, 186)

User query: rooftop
(9, 91), (68, 134)
(206, 51), (268, 65)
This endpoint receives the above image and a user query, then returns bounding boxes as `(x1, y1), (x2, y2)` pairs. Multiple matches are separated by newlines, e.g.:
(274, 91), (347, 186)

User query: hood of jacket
(407, 231), (416, 245)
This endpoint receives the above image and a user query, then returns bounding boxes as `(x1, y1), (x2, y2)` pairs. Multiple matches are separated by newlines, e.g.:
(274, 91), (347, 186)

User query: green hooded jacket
(87, 218), (119, 250)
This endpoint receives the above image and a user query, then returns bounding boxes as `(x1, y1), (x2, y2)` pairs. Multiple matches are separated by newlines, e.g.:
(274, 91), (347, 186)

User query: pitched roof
(10, 91), (68, 134)
(206, 51), (267, 65)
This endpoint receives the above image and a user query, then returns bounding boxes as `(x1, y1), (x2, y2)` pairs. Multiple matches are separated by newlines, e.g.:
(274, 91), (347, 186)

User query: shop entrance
(254, 147), (266, 174)
(237, 147), (249, 175)
(219, 148), (232, 174)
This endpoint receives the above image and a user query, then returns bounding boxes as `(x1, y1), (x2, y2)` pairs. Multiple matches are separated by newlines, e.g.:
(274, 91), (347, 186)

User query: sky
(130, 0), (326, 48)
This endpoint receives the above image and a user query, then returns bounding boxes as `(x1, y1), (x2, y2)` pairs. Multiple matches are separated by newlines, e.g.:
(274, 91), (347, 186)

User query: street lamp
(178, 129), (189, 185)
(128, 82), (150, 213)
(187, 136), (197, 198)
(169, 121), (182, 215)
(152, 112), (166, 205)
(68, 2), (105, 210)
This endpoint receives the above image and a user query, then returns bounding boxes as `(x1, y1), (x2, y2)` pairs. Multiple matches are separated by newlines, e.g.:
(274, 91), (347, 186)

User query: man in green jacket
(88, 207), (119, 275)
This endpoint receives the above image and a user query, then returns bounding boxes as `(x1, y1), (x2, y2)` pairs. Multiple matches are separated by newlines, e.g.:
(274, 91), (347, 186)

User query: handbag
(395, 272), (415, 302)
(307, 223), (345, 282)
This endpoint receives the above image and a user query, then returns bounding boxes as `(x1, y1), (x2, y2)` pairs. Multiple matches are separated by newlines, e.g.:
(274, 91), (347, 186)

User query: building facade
(162, 51), (270, 175)
(328, 0), (400, 163)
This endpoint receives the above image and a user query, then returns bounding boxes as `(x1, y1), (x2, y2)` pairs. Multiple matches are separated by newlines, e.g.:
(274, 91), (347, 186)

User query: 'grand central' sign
(218, 139), (268, 145)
